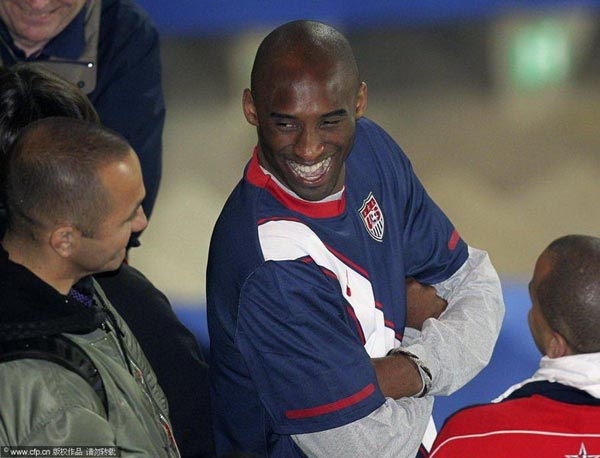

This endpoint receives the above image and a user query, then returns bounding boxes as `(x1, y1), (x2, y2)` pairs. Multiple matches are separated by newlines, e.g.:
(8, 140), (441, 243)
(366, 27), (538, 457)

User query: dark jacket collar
(0, 246), (105, 342)
(506, 380), (600, 406)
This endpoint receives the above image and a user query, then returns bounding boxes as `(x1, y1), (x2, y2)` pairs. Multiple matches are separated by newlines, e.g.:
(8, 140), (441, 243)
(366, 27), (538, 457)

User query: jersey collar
(245, 147), (346, 219)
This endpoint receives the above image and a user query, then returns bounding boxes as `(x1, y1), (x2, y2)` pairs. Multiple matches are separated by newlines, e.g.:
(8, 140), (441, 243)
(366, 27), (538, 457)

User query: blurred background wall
(128, 0), (600, 424)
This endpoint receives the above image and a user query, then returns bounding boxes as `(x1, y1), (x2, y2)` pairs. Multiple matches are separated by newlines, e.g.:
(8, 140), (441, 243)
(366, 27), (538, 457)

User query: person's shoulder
(213, 177), (263, 237)
(440, 401), (507, 432)
(101, 0), (155, 24)
(356, 117), (385, 136)
(432, 395), (600, 456)
(355, 117), (400, 150)
(97, 263), (164, 299)
(351, 117), (411, 175)
(437, 395), (555, 440)
(94, 0), (161, 82)
(100, 0), (158, 39)
(429, 402), (508, 455)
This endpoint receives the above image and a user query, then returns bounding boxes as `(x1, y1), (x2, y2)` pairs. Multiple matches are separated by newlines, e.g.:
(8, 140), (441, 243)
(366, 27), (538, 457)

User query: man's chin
(100, 253), (126, 274)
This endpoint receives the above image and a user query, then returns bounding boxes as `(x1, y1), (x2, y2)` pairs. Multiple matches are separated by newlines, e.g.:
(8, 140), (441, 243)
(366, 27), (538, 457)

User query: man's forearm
(372, 351), (423, 399)
(372, 247), (503, 400)
(404, 246), (505, 396)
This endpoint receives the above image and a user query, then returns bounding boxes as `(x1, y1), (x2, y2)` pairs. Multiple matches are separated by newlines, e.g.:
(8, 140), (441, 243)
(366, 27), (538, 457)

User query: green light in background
(509, 18), (572, 91)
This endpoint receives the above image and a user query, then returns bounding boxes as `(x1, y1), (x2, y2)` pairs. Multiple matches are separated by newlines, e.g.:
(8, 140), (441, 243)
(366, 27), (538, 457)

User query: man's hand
(371, 279), (444, 399)
(405, 278), (447, 330)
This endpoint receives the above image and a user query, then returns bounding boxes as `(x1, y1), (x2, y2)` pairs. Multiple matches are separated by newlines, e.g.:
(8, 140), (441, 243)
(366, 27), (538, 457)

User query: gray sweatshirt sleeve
(292, 247), (504, 457)
(403, 246), (505, 395)
(293, 396), (433, 458)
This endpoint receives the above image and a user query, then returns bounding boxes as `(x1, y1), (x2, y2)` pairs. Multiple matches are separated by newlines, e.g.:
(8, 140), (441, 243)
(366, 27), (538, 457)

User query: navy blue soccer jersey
(207, 117), (468, 457)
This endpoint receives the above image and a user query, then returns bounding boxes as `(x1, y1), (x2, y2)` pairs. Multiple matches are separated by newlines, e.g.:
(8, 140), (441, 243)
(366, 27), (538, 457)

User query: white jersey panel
(258, 219), (396, 357)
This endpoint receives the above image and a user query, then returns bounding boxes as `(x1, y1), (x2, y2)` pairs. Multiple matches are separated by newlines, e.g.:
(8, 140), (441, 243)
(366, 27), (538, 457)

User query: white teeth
(289, 157), (332, 181)
(22, 10), (50, 17)
(19, 5), (53, 17)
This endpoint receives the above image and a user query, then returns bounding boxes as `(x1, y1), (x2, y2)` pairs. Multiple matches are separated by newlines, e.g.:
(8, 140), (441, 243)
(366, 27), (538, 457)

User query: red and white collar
(245, 147), (346, 219)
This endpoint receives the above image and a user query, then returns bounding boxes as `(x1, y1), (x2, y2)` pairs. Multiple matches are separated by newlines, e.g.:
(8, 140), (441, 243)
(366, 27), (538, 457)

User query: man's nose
(295, 128), (324, 161)
(132, 208), (148, 233)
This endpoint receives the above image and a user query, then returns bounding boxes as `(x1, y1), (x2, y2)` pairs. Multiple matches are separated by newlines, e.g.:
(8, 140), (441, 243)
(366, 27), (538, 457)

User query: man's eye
(276, 122), (296, 129)
(322, 119), (341, 126)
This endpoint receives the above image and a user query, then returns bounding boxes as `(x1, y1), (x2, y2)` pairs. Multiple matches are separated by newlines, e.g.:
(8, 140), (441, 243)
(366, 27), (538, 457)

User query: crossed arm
(372, 277), (449, 399)
(293, 247), (505, 458)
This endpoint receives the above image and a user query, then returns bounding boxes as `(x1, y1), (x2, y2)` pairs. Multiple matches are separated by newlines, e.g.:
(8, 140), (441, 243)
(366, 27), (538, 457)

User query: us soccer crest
(359, 192), (384, 242)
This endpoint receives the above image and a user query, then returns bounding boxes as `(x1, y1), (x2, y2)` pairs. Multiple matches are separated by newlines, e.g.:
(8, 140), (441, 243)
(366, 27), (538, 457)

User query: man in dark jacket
(0, 0), (164, 219)
(0, 117), (179, 456)
(0, 64), (213, 458)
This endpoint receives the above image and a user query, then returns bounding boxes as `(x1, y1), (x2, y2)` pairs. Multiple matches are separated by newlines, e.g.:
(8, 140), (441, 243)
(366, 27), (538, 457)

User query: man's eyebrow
(270, 112), (296, 119)
(321, 109), (348, 118)
(269, 109), (348, 119)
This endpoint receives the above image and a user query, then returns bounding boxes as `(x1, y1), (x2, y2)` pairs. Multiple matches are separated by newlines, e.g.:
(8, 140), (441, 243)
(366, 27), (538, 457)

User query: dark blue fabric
(87, 0), (164, 219)
(506, 380), (600, 406)
(44, 7), (86, 59)
(208, 117), (468, 457)
(238, 260), (384, 435)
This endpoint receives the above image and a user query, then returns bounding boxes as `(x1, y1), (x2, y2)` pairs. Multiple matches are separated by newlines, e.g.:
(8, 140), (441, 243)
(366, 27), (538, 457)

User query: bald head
(537, 235), (600, 353)
(250, 20), (360, 97)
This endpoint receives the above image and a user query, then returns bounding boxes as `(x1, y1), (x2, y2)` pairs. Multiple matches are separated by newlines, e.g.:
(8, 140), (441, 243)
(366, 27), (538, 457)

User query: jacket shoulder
(100, 0), (159, 41)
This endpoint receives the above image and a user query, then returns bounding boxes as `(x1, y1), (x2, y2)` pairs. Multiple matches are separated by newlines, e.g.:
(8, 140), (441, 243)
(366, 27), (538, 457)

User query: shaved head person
(207, 20), (504, 457)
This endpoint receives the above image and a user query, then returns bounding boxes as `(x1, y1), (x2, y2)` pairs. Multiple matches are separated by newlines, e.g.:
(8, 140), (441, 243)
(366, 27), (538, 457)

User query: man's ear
(49, 225), (79, 259)
(547, 331), (571, 358)
(242, 88), (259, 126)
(355, 82), (368, 119)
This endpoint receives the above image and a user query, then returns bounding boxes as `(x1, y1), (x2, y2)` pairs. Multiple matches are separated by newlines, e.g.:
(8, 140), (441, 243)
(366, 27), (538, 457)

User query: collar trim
(245, 147), (346, 219)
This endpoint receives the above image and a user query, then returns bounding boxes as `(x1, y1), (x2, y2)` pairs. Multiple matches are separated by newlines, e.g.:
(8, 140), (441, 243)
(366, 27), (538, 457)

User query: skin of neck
(9, 31), (48, 57)
(2, 230), (80, 295)
(16, 41), (46, 58)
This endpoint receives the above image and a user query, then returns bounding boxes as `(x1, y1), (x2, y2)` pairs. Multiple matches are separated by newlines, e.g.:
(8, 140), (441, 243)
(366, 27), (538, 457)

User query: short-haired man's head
(250, 20), (360, 97)
(537, 235), (600, 354)
(0, 64), (99, 158)
(4, 117), (131, 240)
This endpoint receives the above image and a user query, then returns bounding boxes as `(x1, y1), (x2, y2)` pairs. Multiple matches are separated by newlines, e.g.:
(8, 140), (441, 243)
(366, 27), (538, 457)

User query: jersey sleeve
(236, 260), (385, 435)
(373, 123), (468, 283)
(400, 163), (467, 283)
